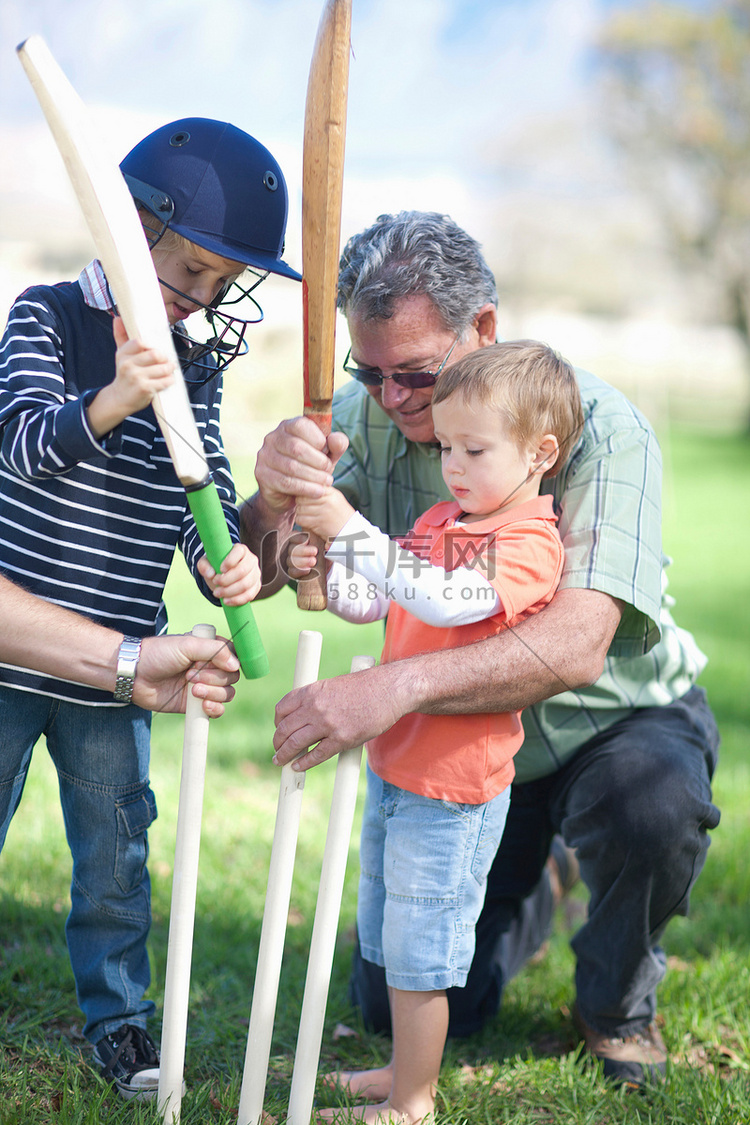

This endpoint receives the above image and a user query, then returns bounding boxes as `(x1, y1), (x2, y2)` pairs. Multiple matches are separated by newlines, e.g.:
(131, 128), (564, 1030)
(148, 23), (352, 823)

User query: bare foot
(322, 1066), (393, 1102)
(316, 1099), (432, 1124)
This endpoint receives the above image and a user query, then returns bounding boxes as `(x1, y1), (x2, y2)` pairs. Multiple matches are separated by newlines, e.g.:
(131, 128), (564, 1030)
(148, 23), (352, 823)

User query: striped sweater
(0, 263), (239, 704)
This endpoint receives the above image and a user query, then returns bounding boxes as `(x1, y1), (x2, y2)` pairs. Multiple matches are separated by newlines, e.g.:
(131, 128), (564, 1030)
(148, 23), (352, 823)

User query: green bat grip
(187, 482), (269, 680)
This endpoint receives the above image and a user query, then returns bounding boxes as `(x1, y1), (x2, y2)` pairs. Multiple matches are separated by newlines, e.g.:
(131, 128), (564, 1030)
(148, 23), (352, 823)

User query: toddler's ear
(532, 434), (559, 476)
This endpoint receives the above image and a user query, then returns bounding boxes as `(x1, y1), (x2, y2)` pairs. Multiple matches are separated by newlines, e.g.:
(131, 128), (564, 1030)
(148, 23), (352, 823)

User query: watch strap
(114, 635), (142, 703)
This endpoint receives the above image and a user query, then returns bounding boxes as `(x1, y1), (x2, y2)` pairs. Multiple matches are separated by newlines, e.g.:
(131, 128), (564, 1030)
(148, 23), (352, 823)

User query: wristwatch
(114, 636), (142, 703)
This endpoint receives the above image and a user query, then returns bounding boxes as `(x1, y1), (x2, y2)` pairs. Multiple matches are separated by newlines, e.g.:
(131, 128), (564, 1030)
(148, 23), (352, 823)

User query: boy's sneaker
(93, 1023), (160, 1101)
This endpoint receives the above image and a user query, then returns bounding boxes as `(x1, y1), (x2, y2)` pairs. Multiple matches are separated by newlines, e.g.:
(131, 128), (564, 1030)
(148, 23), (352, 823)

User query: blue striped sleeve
(0, 298), (115, 477)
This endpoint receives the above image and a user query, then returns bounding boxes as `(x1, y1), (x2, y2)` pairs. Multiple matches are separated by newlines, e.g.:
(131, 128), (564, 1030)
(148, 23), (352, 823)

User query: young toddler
(290, 339), (584, 1123)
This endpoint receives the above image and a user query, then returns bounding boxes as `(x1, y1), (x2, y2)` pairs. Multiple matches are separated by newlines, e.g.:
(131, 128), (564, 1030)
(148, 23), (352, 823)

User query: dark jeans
(349, 687), (720, 1039)
(0, 686), (156, 1044)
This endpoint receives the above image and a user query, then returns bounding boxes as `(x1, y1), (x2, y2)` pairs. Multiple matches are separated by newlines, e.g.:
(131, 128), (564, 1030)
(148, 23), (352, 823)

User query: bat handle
(296, 531), (328, 612)
(186, 482), (269, 680)
(297, 408), (332, 612)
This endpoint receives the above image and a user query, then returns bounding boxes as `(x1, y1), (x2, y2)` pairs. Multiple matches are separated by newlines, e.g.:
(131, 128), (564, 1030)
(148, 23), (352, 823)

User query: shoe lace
(102, 1024), (159, 1075)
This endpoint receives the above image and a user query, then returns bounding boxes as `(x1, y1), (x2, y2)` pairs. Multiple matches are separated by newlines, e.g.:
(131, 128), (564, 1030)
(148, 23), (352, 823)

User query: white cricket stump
(287, 653), (375, 1125)
(237, 630), (323, 1125)
(157, 623), (216, 1125)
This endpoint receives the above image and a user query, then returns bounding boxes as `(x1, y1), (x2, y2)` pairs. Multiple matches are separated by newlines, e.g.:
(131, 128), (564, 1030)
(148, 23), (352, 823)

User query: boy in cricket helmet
(0, 116), (299, 1101)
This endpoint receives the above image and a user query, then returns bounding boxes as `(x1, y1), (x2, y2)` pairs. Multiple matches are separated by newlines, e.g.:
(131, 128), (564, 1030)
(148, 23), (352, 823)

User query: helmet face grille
(120, 117), (300, 281)
(161, 269), (269, 382)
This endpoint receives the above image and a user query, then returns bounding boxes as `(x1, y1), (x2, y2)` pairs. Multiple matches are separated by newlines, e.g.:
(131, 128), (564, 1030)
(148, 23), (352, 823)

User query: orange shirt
(367, 495), (563, 803)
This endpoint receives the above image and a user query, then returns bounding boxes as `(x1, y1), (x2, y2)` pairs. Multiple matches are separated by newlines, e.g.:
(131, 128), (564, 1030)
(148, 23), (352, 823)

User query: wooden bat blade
(17, 35), (269, 679)
(298, 0), (352, 612)
(16, 34), (208, 488)
(302, 0), (351, 418)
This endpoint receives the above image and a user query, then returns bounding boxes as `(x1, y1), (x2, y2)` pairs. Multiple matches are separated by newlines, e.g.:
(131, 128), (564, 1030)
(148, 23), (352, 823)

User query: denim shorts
(357, 764), (511, 991)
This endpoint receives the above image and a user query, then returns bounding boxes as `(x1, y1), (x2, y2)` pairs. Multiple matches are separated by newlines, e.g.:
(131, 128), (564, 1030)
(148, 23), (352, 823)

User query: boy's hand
(86, 318), (175, 438)
(295, 486), (354, 540)
(197, 543), (262, 606)
(112, 316), (175, 412)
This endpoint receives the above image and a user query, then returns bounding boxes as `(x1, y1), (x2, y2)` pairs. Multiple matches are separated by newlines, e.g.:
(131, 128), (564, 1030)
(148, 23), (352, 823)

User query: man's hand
(135, 633), (240, 717)
(254, 415), (349, 514)
(272, 663), (406, 771)
(240, 416), (351, 597)
(272, 588), (624, 768)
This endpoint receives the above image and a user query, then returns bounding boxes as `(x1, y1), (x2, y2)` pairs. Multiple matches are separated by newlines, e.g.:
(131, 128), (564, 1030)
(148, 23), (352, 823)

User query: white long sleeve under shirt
(323, 509), (501, 627)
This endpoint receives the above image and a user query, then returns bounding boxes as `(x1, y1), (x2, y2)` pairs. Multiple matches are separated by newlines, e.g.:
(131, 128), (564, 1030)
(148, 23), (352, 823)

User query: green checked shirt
(331, 369), (707, 783)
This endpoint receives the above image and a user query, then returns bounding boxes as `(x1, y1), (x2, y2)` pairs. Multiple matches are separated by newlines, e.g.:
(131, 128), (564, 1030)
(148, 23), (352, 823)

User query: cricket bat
(297, 0), (352, 611)
(17, 34), (269, 679)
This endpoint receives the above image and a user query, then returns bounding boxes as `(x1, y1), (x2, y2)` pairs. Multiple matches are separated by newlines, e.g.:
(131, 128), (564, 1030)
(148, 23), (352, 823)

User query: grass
(1, 425), (749, 1123)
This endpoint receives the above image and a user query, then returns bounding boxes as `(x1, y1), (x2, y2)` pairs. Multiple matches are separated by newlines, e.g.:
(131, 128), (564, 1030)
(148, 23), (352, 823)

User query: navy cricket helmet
(120, 117), (301, 376)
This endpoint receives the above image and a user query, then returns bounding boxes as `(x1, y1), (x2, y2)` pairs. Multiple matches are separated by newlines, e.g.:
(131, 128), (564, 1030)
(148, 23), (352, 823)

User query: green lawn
(1, 426), (748, 1123)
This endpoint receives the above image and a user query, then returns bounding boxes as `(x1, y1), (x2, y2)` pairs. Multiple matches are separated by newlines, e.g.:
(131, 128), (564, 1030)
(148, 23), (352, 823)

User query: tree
(596, 0), (750, 425)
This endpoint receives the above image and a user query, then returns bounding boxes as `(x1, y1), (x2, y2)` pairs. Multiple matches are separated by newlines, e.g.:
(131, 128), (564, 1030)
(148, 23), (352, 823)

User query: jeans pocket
(114, 785), (157, 894)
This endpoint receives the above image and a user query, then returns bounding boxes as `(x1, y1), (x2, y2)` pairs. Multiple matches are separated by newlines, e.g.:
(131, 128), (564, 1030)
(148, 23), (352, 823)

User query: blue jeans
(349, 687), (720, 1039)
(0, 686), (156, 1043)
(358, 766), (510, 990)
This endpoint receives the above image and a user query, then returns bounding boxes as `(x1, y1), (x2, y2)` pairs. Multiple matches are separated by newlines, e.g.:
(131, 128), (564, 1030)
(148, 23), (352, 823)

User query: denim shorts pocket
(114, 785), (157, 894)
(470, 790), (510, 886)
(438, 799), (471, 818)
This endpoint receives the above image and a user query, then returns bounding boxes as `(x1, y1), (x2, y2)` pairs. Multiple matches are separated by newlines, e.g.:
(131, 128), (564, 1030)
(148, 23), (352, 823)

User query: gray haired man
(241, 210), (720, 1088)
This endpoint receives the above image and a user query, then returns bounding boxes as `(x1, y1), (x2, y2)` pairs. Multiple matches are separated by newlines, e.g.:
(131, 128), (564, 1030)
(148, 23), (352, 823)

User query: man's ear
(474, 303), (498, 347)
(532, 434), (560, 476)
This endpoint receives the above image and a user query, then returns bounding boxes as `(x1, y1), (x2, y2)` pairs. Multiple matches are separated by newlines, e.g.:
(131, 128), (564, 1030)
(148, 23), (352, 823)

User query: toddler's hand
(287, 536), (320, 580)
(295, 486), (354, 540)
(198, 543), (261, 606)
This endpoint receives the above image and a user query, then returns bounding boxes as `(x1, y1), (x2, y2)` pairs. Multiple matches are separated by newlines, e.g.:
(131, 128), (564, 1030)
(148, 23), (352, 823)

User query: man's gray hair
(337, 211), (498, 338)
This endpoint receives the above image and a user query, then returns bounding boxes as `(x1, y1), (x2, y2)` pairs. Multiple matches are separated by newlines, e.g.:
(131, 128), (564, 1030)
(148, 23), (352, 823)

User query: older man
(240, 211), (720, 1087)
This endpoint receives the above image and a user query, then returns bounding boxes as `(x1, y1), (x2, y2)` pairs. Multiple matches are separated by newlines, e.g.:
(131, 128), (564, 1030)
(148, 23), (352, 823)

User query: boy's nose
(189, 281), (218, 307)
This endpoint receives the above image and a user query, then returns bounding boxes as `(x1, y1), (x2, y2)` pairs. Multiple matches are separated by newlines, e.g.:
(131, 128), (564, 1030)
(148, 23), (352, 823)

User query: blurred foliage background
(2, 1), (750, 455)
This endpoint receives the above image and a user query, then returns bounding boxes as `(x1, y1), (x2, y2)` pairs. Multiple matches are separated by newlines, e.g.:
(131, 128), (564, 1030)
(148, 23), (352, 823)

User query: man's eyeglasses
(343, 337), (459, 390)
